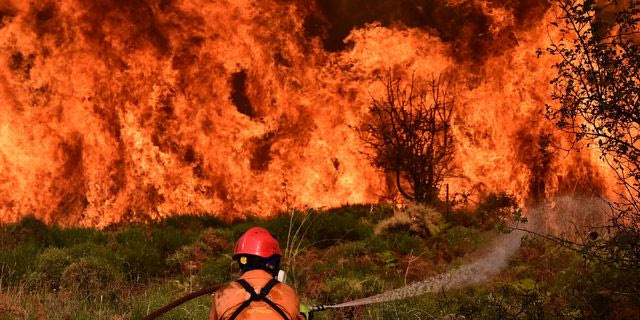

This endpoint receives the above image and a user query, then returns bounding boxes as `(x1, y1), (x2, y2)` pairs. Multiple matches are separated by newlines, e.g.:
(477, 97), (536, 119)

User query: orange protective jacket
(209, 270), (302, 320)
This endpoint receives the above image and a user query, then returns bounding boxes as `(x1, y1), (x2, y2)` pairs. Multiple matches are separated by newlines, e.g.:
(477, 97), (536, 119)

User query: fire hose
(142, 284), (222, 320)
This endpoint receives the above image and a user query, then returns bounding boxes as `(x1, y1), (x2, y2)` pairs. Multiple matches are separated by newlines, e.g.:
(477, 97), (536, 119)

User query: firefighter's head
(233, 227), (283, 276)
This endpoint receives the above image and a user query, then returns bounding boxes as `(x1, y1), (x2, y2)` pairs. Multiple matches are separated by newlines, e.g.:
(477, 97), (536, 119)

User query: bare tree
(358, 73), (456, 204)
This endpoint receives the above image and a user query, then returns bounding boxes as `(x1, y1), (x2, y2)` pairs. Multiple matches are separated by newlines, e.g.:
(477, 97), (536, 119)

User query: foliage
(545, 0), (640, 212)
(47, 226), (107, 248)
(444, 226), (485, 253)
(0, 243), (40, 285)
(0, 204), (638, 319)
(165, 228), (231, 279)
(387, 233), (422, 255)
(542, 0), (640, 301)
(249, 207), (372, 249)
(159, 214), (225, 231)
(475, 193), (519, 228)
(2, 216), (51, 247)
(358, 72), (456, 204)
(66, 242), (118, 263)
(545, 0), (640, 247)
(60, 256), (122, 301)
(29, 247), (72, 289)
(115, 228), (164, 280)
(196, 255), (234, 287)
(448, 192), (519, 229)
(304, 210), (371, 247)
(151, 226), (197, 257)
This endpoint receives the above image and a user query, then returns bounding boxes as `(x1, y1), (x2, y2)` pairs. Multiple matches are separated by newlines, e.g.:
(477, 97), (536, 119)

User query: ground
(0, 202), (638, 319)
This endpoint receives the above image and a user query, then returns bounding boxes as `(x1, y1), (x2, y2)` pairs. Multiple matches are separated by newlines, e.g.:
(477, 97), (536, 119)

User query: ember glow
(0, 0), (616, 226)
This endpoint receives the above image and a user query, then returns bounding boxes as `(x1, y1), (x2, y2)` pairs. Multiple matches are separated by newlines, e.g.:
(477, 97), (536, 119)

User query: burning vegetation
(0, 0), (619, 226)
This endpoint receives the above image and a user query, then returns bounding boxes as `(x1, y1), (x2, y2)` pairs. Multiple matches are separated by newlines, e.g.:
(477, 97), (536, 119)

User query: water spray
(308, 230), (524, 312)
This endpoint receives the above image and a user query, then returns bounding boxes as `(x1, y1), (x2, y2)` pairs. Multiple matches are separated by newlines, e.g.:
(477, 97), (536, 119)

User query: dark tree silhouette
(546, 0), (640, 217)
(359, 73), (455, 204)
(544, 0), (640, 270)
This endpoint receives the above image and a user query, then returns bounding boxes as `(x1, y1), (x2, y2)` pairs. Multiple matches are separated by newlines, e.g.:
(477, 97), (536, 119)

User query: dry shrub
(0, 292), (26, 318)
(200, 228), (232, 252)
(399, 255), (437, 283)
(375, 204), (444, 237)
(60, 257), (121, 301)
(166, 228), (231, 276)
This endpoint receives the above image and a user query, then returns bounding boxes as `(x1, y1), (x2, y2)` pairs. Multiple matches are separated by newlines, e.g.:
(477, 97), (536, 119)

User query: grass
(0, 200), (638, 319)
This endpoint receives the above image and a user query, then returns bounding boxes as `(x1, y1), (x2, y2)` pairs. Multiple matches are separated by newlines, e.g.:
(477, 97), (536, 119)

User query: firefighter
(209, 227), (310, 320)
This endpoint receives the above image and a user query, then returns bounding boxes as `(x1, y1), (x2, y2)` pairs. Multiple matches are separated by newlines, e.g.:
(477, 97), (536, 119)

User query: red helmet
(234, 227), (283, 258)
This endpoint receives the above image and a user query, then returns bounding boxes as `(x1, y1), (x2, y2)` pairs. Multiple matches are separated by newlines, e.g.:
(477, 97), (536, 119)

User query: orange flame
(0, 0), (618, 226)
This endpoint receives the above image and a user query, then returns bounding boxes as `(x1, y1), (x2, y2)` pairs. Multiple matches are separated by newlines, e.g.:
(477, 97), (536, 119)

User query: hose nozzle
(310, 305), (328, 312)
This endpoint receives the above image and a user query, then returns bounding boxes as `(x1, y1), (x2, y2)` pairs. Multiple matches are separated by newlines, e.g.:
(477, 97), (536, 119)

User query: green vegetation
(0, 201), (637, 319)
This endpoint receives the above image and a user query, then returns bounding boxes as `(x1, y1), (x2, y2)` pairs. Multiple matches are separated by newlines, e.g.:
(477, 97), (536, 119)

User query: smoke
(533, 195), (611, 241)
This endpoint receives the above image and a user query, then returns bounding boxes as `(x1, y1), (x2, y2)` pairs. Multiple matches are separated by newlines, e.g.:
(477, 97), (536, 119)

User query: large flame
(0, 0), (617, 226)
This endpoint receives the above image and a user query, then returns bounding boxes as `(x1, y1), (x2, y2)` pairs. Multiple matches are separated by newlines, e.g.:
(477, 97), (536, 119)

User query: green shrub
(47, 226), (107, 248)
(444, 226), (484, 251)
(30, 247), (72, 289)
(0, 243), (40, 284)
(375, 251), (398, 268)
(475, 193), (517, 228)
(5, 207), (638, 319)
(196, 255), (234, 287)
(115, 228), (163, 280)
(166, 245), (193, 273)
(335, 241), (369, 257)
(445, 193), (518, 229)
(312, 257), (339, 274)
(152, 226), (197, 257)
(336, 236), (391, 258)
(387, 233), (421, 255)
(165, 242), (211, 277)
(359, 204), (394, 224)
(229, 209), (370, 251)
(67, 242), (119, 263)
(61, 257), (122, 301)
(551, 257), (640, 319)
(304, 211), (371, 248)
